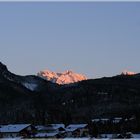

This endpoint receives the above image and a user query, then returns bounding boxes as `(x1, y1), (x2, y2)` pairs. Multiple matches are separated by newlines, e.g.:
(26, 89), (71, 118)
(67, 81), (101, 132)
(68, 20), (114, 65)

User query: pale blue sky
(0, 2), (140, 78)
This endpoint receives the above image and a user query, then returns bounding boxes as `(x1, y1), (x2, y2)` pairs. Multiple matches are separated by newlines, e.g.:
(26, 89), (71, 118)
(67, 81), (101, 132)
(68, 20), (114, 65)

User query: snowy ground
(1, 134), (140, 139)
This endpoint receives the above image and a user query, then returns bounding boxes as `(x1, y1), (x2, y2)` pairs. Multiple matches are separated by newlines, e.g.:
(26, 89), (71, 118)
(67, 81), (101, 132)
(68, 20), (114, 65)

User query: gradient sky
(0, 2), (140, 78)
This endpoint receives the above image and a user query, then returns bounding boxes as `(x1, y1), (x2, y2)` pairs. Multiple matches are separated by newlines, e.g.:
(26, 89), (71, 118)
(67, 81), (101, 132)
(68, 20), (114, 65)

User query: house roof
(35, 125), (47, 131)
(0, 124), (31, 133)
(92, 119), (100, 122)
(66, 124), (88, 132)
(101, 118), (109, 121)
(46, 124), (65, 130)
(114, 117), (122, 120)
(50, 124), (65, 129)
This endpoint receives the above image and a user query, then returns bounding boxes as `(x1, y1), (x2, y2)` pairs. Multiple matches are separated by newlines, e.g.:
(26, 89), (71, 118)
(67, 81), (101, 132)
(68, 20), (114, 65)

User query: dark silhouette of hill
(0, 62), (140, 129)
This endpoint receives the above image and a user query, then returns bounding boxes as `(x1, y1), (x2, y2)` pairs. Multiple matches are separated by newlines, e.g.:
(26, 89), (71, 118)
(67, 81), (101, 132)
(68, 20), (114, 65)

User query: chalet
(92, 119), (100, 123)
(92, 118), (109, 124)
(100, 118), (110, 124)
(0, 124), (36, 138)
(112, 117), (122, 124)
(35, 125), (48, 133)
(92, 117), (123, 124)
(46, 124), (65, 133)
(65, 124), (89, 137)
(35, 124), (65, 138)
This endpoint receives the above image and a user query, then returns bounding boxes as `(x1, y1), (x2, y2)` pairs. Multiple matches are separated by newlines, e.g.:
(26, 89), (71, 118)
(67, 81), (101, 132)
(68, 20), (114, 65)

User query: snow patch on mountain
(37, 70), (87, 85)
(23, 83), (38, 91)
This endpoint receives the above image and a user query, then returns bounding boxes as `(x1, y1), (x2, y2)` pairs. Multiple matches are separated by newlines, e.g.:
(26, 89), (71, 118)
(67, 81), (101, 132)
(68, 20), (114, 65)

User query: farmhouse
(65, 124), (89, 137)
(112, 117), (122, 124)
(35, 124), (65, 138)
(35, 125), (48, 133)
(45, 124), (65, 133)
(0, 124), (36, 138)
(92, 118), (110, 124)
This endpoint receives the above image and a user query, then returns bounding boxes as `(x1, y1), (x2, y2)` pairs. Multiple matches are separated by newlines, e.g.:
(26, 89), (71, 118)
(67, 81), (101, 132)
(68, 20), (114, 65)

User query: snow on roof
(114, 117), (122, 120)
(92, 119), (100, 122)
(113, 118), (122, 123)
(129, 117), (135, 120)
(35, 125), (47, 131)
(0, 124), (31, 133)
(46, 124), (65, 130)
(66, 124), (88, 132)
(65, 127), (78, 132)
(66, 124), (87, 128)
(50, 124), (65, 129)
(101, 118), (109, 121)
(92, 118), (109, 122)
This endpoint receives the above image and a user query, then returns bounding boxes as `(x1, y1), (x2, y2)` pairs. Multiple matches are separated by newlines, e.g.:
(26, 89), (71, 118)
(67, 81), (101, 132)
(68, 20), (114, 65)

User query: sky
(0, 2), (140, 78)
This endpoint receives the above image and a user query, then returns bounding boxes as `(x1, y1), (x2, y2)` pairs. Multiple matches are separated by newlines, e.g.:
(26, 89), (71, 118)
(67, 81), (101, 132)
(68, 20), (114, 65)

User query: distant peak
(121, 70), (136, 76)
(37, 69), (87, 85)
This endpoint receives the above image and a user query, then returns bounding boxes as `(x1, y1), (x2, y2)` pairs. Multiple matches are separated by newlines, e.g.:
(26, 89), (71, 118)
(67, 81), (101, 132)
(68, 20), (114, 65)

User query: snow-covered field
(1, 134), (140, 139)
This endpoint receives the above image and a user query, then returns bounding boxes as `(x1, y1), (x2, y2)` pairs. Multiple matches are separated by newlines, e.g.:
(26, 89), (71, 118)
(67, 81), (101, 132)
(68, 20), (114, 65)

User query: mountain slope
(0, 62), (58, 124)
(0, 62), (58, 92)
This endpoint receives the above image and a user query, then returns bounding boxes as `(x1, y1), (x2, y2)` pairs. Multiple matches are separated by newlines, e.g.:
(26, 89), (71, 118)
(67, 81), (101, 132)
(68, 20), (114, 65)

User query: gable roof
(0, 124), (31, 133)
(50, 124), (65, 129)
(66, 124), (88, 132)
(46, 124), (65, 130)
(35, 125), (47, 131)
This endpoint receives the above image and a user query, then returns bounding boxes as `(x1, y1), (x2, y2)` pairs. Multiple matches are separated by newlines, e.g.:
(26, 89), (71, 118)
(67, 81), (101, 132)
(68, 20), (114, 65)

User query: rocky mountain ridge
(37, 69), (87, 85)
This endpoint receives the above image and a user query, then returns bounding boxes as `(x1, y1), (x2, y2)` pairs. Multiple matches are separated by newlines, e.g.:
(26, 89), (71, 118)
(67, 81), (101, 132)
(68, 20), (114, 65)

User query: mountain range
(0, 62), (140, 127)
(37, 69), (87, 85)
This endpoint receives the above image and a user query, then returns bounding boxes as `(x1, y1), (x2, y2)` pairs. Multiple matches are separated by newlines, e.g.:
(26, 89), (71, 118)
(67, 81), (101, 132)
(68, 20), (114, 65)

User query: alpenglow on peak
(121, 70), (136, 76)
(37, 69), (87, 85)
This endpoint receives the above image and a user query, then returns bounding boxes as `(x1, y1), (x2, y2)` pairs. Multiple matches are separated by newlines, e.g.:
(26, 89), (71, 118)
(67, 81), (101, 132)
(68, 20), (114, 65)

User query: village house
(46, 124), (65, 138)
(100, 118), (110, 124)
(92, 118), (110, 124)
(92, 117), (124, 124)
(92, 118), (100, 123)
(65, 124), (89, 137)
(47, 124), (65, 132)
(0, 124), (36, 138)
(35, 125), (48, 133)
(112, 117), (122, 124)
(45, 124), (65, 133)
(35, 125), (48, 138)
(35, 123), (65, 138)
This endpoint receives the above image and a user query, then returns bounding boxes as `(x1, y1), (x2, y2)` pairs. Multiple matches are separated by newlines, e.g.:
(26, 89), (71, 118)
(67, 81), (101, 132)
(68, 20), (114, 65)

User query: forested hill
(0, 62), (140, 125)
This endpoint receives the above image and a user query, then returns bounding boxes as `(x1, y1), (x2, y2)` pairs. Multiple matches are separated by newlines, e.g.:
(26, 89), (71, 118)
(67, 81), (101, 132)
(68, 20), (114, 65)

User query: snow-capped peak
(121, 70), (136, 76)
(37, 69), (87, 85)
